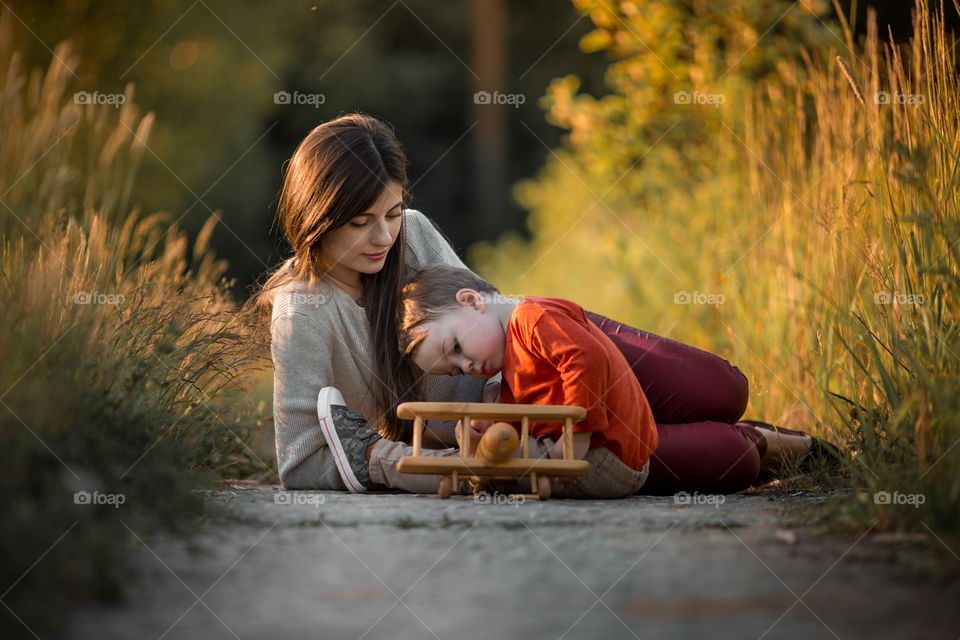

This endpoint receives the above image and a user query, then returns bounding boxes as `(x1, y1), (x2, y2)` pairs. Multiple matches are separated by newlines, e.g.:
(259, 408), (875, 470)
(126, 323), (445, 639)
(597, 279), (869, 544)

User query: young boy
(399, 264), (659, 499)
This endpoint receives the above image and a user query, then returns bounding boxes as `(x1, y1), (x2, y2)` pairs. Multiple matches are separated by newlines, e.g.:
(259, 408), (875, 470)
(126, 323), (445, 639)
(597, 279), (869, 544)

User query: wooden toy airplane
(395, 401), (590, 500)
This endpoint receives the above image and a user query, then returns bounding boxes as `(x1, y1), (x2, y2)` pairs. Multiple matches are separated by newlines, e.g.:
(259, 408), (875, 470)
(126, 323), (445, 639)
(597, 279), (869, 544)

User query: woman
(249, 113), (835, 495)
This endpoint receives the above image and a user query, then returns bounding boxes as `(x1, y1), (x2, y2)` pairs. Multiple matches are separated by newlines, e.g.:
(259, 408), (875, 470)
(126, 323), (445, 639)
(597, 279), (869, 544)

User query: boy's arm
(546, 432), (591, 460)
(527, 311), (611, 435)
(547, 431), (591, 460)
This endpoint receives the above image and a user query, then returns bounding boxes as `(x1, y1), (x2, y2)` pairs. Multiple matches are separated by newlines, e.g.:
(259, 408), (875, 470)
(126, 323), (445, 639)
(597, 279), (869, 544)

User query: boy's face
(411, 292), (505, 380)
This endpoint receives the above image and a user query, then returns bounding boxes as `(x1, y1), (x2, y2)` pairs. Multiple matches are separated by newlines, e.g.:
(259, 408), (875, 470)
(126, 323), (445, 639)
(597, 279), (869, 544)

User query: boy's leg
(548, 445), (650, 499)
(637, 420), (766, 495)
(485, 438), (648, 499)
(585, 311), (749, 424)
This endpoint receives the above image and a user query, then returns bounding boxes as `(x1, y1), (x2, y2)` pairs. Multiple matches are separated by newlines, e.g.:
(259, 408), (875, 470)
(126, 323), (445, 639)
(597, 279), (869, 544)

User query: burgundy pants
(586, 311), (768, 495)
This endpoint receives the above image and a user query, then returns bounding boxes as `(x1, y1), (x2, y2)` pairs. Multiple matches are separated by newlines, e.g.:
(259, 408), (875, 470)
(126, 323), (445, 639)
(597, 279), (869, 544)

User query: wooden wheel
(537, 476), (552, 500)
(437, 475), (453, 499)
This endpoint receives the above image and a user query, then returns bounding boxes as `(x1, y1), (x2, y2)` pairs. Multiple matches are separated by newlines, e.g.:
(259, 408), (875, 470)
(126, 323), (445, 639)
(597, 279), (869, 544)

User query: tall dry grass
(741, 0), (959, 532)
(0, 13), (271, 638)
(474, 0), (959, 535)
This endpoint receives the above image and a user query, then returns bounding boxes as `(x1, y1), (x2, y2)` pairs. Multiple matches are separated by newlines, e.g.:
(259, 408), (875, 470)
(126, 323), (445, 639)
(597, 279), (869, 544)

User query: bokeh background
(6, 0), (935, 296)
(8, 0), (615, 296)
(2, 2), (959, 637)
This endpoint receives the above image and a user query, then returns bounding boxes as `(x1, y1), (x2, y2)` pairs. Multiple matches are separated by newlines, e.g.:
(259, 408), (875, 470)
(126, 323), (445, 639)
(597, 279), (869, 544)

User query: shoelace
(341, 409), (382, 442)
(344, 409), (367, 423)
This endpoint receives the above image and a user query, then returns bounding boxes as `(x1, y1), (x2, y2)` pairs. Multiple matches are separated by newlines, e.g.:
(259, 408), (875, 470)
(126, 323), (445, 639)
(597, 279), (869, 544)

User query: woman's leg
(585, 311), (749, 424)
(637, 420), (768, 495)
(367, 438), (460, 493)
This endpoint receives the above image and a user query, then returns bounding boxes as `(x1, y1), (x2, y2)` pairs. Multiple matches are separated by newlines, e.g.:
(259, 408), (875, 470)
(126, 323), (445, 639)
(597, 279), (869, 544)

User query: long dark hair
(247, 113), (420, 440)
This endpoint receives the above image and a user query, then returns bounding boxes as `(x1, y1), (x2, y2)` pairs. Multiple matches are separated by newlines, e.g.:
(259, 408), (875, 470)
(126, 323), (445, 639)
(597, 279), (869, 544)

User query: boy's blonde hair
(399, 265), (500, 359)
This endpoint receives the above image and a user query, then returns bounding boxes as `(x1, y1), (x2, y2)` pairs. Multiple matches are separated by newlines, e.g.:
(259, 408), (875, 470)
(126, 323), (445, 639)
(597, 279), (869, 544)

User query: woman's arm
(482, 374), (501, 403)
(271, 305), (339, 489)
(403, 209), (470, 271)
(404, 209), (488, 445)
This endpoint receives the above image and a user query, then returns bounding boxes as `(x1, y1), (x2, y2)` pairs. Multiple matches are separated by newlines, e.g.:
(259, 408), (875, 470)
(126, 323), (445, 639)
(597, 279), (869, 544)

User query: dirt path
(65, 486), (959, 640)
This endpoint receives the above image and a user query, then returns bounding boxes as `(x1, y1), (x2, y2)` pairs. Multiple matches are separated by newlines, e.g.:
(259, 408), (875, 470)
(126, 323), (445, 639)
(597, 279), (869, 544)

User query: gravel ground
(64, 485), (960, 640)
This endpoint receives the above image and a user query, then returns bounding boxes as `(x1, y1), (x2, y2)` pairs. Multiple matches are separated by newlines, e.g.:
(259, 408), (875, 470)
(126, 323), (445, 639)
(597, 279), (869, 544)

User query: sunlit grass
(0, 16), (272, 637)
(474, 0), (959, 536)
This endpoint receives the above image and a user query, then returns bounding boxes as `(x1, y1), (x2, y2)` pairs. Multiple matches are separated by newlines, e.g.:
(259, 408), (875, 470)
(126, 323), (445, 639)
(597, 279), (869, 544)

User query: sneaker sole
(739, 419), (809, 438)
(317, 387), (367, 494)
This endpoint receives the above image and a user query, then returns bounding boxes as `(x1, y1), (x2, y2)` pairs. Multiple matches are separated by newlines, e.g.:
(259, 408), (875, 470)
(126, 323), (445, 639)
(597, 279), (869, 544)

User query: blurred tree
(470, 0), (507, 240)
(4, 0), (608, 296)
(471, 0), (838, 324)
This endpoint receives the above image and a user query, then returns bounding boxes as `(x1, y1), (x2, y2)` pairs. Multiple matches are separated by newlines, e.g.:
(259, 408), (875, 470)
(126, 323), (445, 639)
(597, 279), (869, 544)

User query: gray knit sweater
(270, 209), (488, 489)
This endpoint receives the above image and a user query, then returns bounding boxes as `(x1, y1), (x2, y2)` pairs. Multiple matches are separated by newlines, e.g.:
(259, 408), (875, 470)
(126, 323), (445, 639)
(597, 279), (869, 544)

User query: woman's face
(320, 181), (404, 279)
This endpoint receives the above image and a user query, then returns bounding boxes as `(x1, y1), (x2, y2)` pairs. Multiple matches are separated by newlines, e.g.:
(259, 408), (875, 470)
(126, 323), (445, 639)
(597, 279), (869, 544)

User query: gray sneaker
(317, 386), (382, 493)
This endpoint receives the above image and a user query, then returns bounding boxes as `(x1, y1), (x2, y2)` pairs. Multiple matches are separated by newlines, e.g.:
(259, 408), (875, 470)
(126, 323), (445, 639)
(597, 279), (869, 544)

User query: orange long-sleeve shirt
(497, 297), (658, 471)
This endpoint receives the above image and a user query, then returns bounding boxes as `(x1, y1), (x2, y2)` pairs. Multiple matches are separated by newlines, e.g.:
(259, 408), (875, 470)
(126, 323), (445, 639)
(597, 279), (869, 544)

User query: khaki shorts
(369, 436), (649, 499)
(538, 439), (650, 499)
